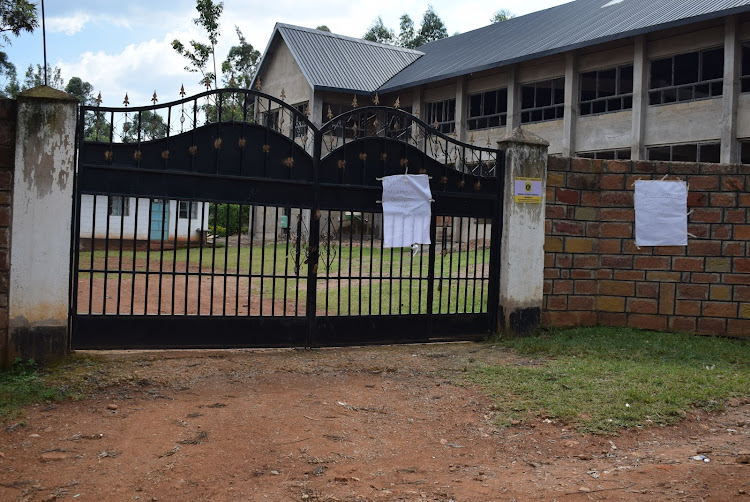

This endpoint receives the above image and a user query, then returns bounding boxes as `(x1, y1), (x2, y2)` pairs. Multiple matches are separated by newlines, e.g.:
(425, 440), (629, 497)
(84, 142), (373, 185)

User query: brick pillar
(0, 99), (16, 366)
(497, 127), (549, 337)
(7, 86), (78, 365)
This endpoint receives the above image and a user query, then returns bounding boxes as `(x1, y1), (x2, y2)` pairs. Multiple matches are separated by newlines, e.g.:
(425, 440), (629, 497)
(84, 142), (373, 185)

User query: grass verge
(0, 359), (68, 419)
(470, 327), (750, 434)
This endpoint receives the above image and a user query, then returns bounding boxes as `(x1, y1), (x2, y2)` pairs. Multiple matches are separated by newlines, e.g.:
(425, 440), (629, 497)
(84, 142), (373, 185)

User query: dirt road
(1, 343), (748, 501)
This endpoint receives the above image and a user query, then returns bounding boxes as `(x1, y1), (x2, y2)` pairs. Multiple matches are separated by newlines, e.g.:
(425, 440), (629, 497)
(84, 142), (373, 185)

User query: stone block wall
(543, 156), (749, 337)
(0, 99), (15, 362)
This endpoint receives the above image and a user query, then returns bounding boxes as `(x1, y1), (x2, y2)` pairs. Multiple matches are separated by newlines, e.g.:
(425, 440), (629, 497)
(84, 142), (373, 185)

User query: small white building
(79, 195), (210, 246)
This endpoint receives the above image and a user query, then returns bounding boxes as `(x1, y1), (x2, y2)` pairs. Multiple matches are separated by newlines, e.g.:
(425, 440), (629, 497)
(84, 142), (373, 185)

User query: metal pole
(42, 0), (48, 86)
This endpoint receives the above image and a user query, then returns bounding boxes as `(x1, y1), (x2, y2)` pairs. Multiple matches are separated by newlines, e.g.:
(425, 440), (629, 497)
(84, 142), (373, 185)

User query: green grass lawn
(77, 243), (492, 314)
(470, 327), (750, 434)
(78, 243), (490, 276)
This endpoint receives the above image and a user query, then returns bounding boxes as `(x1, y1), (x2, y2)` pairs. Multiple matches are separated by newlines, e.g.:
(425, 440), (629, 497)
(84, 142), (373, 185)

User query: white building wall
(79, 195), (208, 242)
(524, 120), (564, 154)
(576, 111), (633, 152)
(645, 98), (724, 146)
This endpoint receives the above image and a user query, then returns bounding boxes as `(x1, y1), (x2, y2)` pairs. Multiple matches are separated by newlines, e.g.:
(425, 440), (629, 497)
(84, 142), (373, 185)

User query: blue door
(150, 199), (169, 240)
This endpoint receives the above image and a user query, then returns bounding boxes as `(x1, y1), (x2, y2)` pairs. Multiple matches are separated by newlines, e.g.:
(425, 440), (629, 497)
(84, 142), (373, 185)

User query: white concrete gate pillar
(8, 86), (78, 363)
(497, 127), (549, 337)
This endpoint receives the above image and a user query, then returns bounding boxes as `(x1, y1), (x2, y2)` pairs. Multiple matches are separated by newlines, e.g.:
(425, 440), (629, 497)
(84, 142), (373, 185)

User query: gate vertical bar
(305, 131), (322, 347)
(487, 150), (505, 334)
(69, 107), (84, 342)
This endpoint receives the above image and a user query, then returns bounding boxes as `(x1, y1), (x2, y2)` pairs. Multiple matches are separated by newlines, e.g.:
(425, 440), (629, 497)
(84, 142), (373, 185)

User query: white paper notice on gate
(381, 174), (432, 248)
(634, 179), (688, 247)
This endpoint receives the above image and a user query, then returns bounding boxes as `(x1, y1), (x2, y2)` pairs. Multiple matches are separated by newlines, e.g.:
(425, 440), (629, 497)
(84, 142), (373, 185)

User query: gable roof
(379, 0), (750, 92)
(252, 23), (423, 94)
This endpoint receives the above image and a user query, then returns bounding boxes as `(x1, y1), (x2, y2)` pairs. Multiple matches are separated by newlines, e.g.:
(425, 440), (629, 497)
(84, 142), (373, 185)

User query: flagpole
(42, 0), (48, 86)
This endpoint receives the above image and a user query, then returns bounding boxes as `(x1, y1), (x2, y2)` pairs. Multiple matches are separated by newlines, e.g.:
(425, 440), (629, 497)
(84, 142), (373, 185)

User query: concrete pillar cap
(497, 126), (550, 148)
(17, 85), (78, 102)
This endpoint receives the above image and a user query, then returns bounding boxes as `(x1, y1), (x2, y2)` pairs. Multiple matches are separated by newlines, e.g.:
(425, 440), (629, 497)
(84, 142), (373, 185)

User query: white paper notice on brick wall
(634, 180), (688, 247)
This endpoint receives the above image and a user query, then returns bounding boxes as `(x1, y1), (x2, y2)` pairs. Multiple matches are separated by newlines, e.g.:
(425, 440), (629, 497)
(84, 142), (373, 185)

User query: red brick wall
(544, 156), (749, 337)
(0, 99), (15, 362)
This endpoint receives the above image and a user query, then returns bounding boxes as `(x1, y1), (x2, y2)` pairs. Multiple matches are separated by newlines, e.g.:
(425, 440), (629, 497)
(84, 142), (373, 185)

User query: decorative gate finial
(180, 84), (186, 97)
(151, 91), (158, 105)
(373, 93), (380, 105)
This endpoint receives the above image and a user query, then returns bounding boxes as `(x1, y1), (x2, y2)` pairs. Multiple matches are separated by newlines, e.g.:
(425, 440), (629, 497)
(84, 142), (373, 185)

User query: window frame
(576, 149), (631, 160)
(178, 201), (199, 220)
(520, 77), (565, 124)
(108, 196), (130, 217)
(740, 140), (750, 165)
(467, 88), (508, 131)
(292, 102), (309, 139)
(579, 65), (634, 116)
(425, 98), (456, 134)
(646, 142), (721, 163)
(648, 47), (724, 106)
(741, 42), (750, 93)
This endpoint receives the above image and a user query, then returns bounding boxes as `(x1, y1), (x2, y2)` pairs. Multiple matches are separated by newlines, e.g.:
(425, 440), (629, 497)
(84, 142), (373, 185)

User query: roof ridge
(276, 23), (425, 56)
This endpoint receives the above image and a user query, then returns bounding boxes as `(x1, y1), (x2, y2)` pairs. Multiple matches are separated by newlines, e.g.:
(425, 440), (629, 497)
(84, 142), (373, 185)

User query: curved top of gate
(319, 106), (501, 179)
(76, 88), (322, 184)
(79, 87), (316, 142)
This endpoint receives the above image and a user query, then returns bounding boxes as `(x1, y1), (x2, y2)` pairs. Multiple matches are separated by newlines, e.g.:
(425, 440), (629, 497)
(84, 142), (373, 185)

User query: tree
(491, 9), (515, 23)
(65, 76), (95, 105)
(0, 0), (37, 42)
(363, 16), (394, 45)
(363, 6), (448, 48)
(0, 0), (38, 93)
(121, 110), (167, 143)
(396, 14), (417, 49)
(315, 25), (330, 32)
(172, 0), (223, 90)
(415, 5), (447, 46)
(220, 27), (260, 89)
(23, 63), (64, 90)
(1, 62), (17, 97)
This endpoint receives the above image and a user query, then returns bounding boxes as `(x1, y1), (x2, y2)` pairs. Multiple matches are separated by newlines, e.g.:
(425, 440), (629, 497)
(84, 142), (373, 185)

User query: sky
(5, 0), (572, 106)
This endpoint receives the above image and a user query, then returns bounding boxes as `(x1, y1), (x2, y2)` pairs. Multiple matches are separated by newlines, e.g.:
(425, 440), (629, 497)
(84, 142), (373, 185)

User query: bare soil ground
(1, 343), (748, 502)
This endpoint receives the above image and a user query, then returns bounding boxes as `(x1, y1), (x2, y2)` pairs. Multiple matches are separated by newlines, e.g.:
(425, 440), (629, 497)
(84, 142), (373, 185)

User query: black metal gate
(71, 89), (503, 349)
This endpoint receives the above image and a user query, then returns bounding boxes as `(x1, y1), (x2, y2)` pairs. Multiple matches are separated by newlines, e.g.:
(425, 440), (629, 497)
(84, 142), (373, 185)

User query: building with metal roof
(254, 0), (750, 163)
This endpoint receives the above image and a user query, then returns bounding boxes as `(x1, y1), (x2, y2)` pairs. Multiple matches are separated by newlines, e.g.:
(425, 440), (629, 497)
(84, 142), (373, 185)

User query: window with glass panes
(467, 88), (507, 130)
(741, 141), (750, 165)
(292, 102), (308, 138)
(649, 47), (724, 105)
(576, 149), (631, 160)
(108, 196), (130, 217)
(521, 78), (565, 124)
(178, 201), (199, 219)
(579, 65), (633, 115)
(647, 142), (721, 163)
(425, 98), (456, 134)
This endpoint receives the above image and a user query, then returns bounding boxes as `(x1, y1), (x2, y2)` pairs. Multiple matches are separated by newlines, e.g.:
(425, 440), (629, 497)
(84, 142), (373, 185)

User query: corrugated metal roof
(379, 0), (750, 92)
(253, 24), (423, 94)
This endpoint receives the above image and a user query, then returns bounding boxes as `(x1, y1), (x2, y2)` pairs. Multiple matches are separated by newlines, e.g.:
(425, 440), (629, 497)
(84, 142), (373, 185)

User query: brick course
(0, 99), (14, 360)
(544, 156), (749, 337)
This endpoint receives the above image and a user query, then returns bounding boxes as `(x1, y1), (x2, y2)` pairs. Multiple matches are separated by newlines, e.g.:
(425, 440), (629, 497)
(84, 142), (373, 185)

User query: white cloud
(46, 12), (133, 36)
(57, 26), (207, 107)
(46, 13), (92, 35)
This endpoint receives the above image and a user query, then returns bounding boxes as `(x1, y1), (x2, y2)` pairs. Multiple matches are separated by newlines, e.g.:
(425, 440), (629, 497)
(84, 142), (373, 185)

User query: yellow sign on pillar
(514, 177), (543, 203)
